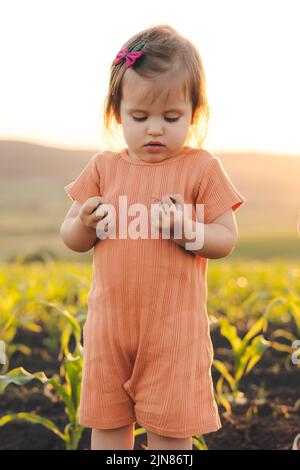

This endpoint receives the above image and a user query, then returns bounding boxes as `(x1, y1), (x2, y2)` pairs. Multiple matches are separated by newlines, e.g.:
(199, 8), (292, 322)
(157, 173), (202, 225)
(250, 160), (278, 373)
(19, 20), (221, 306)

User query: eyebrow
(127, 108), (185, 113)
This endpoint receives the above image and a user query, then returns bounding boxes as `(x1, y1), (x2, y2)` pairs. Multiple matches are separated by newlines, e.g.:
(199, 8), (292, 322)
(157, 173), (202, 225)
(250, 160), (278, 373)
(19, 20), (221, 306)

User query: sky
(0, 0), (300, 156)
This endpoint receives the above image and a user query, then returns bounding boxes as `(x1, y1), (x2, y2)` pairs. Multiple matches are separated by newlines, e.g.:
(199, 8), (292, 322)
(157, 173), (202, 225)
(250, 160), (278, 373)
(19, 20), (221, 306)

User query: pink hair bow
(113, 47), (144, 68)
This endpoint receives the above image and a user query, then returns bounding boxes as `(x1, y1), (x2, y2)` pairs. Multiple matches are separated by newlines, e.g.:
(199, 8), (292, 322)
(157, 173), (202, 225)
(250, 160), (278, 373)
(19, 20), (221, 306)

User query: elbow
(191, 242), (235, 260)
(212, 230), (238, 259)
(59, 224), (87, 253)
(60, 225), (73, 251)
(219, 236), (238, 259)
(221, 245), (235, 259)
(194, 227), (238, 260)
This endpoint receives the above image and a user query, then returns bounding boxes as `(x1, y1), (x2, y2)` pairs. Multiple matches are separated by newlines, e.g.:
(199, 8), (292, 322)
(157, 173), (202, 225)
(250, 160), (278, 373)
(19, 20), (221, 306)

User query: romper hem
(135, 414), (222, 438)
(79, 413), (136, 430)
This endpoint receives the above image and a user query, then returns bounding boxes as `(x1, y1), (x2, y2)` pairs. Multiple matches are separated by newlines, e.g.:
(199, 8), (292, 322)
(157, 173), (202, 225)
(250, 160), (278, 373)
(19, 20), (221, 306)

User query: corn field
(0, 259), (300, 450)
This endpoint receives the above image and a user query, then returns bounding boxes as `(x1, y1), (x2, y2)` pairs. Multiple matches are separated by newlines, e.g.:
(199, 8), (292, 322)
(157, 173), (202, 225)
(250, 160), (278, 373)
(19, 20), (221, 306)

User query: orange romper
(64, 146), (246, 438)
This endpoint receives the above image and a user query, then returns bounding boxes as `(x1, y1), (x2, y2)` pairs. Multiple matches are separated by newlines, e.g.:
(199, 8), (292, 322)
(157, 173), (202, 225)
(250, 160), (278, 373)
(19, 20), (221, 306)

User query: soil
(1, 323), (299, 450)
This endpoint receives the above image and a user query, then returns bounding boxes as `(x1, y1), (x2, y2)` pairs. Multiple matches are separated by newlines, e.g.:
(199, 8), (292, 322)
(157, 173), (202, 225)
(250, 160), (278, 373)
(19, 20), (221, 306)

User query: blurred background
(0, 0), (300, 263)
(0, 0), (300, 451)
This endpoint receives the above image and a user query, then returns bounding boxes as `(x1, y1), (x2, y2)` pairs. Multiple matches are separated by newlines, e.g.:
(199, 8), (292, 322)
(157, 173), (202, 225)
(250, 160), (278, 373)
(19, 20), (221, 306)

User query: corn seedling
(213, 314), (270, 407)
(0, 302), (84, 450)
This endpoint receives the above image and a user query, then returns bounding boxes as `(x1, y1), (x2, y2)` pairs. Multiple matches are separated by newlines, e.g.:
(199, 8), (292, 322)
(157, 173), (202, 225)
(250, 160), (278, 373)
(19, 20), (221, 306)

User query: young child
(61, 24), (246, 450)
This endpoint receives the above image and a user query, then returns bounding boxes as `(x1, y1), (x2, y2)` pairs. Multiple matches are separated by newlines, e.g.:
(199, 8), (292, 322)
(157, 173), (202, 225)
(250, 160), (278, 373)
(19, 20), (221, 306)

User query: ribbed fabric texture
(64, 146), (245, 438)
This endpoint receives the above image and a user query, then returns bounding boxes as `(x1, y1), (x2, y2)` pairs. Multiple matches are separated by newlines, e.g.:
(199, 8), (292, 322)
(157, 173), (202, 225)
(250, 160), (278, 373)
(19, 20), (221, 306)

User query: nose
(146, 118), (163, 136)
(147, 128), (163, 137)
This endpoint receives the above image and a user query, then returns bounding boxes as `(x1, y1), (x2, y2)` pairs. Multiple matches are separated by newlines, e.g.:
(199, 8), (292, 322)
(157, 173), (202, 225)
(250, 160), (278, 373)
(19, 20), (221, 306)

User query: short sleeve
(196, 157), (246, 224)
(64, 153), (102, 204)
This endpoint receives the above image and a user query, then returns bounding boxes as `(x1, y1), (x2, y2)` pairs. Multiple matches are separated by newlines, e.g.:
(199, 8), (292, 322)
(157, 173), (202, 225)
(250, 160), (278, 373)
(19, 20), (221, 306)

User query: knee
(94, 422), (134, 432)
(147, 430), (192, 450)
(91, 423), (135, 450)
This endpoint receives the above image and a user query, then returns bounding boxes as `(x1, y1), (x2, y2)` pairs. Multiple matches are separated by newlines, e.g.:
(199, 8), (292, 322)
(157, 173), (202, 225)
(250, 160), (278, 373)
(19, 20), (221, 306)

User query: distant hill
(0, 140), (91, 180)
(0, 139), (299, 261)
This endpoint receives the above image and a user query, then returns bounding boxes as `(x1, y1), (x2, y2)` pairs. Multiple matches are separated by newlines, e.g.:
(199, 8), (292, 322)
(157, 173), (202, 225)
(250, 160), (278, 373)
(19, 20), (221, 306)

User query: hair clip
(113, 38), (147, 68)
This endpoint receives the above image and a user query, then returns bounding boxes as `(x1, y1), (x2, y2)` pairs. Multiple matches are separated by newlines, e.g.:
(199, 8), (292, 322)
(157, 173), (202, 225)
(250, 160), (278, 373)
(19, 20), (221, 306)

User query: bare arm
(60, 215), (98, 252)
(172, 209), (238, 259)
(60, 197), (107, 252)
(157, 194), (238, 260)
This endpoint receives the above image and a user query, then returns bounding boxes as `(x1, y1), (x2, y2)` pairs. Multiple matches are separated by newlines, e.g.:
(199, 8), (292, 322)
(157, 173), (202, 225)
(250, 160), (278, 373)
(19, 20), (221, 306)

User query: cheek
(170, 122), (188, 137)
(124, 121), (141, 142)
(130, 125), (142, 137)
(124, 119), (136, 134)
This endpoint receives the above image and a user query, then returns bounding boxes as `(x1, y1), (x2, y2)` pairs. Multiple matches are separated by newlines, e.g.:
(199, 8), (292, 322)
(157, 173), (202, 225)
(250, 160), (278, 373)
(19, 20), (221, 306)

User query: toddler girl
(61, 24), (246, 450)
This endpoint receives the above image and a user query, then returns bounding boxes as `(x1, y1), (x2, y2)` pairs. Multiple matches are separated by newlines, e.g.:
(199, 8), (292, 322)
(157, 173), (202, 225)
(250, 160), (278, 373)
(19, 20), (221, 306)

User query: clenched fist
(78, 196), (109, 234)
(151, 193), (185, 237)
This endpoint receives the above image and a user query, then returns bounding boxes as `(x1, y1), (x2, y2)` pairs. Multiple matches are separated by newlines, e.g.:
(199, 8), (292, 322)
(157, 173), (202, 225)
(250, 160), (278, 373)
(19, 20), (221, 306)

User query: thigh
(78, 316), (136, 429)
(133, 327), (221, 438)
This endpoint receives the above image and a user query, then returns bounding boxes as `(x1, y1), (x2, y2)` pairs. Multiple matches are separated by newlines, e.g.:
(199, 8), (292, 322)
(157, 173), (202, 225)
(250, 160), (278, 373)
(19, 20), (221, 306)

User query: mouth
(144, 142), (165, 146)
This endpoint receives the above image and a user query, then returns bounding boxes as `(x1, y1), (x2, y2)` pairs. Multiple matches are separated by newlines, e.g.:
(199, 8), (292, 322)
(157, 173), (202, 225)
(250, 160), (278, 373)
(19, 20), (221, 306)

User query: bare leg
(91, 422), (135, 450)
(147, 431), (192, 450)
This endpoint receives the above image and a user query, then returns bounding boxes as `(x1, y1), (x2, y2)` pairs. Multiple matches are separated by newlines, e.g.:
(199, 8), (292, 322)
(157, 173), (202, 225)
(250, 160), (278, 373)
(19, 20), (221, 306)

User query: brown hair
(100, 24), (210, 150)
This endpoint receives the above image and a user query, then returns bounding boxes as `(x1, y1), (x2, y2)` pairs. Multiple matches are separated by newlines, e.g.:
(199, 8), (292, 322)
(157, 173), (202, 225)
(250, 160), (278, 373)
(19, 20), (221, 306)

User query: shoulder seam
(195, 155), (217, 197)
(91, 153), (102, 195)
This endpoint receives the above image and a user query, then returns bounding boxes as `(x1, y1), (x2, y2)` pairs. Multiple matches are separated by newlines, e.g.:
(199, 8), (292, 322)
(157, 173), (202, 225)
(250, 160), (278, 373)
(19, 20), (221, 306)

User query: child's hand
(95, 202), (116, 239)
(79, 196), (109, 234)
(151, 193), (185, 236)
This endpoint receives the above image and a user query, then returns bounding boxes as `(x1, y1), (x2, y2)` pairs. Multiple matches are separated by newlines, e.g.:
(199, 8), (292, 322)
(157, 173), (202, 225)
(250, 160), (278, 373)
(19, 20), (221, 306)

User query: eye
(132, 116), (147, 121)
(165, 117), (180, 122)
(132, 116), (180, 122)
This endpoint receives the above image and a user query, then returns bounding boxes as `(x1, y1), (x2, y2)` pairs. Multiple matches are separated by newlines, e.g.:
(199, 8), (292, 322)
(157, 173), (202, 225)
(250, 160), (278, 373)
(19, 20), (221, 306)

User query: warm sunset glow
(0, 0), (299, 155)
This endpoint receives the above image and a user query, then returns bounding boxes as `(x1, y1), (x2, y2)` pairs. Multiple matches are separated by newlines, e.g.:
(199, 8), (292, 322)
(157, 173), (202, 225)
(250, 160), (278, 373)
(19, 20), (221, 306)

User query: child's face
(118, 69), (193, 163)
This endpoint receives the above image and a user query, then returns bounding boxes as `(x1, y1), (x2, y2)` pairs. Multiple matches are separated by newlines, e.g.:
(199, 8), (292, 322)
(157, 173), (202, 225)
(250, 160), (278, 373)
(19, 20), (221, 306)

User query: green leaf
(216, 377), (231, 413)
(213, 359), (236, 391)
(0, 367), (48, 394)
(237, 316), (266, 360)
(0, 413), (66, 441)
(134, 427), (147, 436)
(9, 344), (32, 356)
(193, 435), (208, 450)
(65, 355), (82, 414)
(64, 423), (83, 450)
(218, 319), (242, 354)
(236, 336), (270, 380)
(46, 376), (75, 418)
(270, 341), (293, 353)
(242, 316), (266, 346)
(269, 329), (296, 342)
(60, 323), (72, 358)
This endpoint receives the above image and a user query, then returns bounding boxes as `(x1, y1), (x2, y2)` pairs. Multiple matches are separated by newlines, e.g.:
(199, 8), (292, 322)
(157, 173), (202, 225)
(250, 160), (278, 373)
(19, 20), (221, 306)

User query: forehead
(121, 69), (190, 110)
